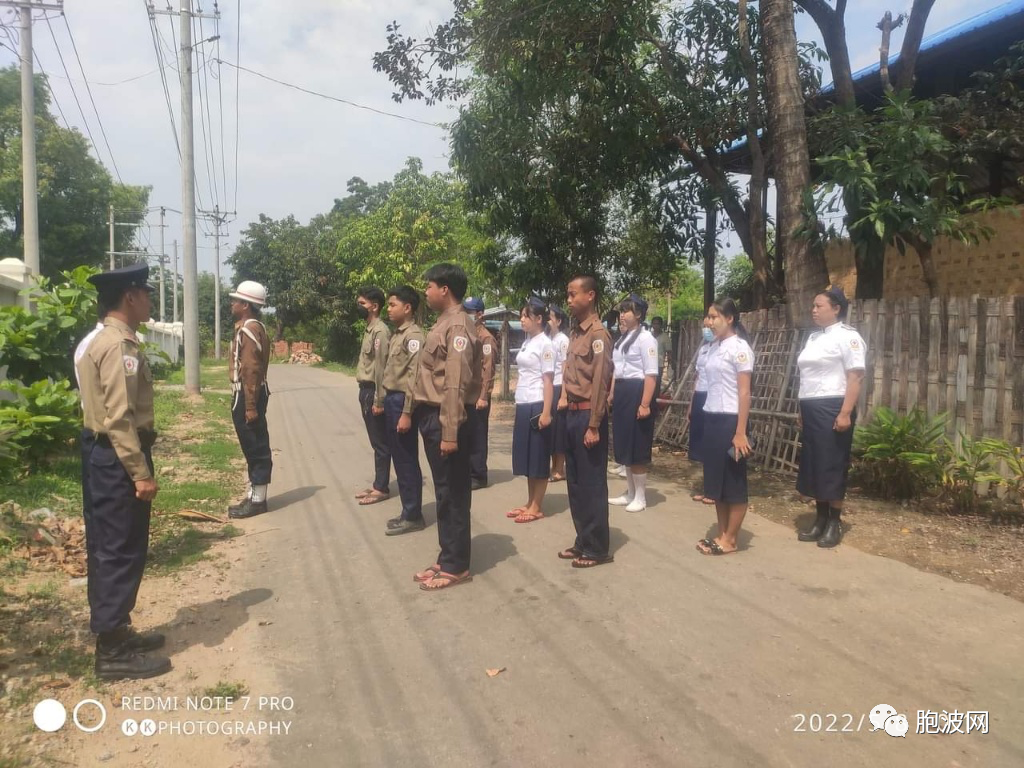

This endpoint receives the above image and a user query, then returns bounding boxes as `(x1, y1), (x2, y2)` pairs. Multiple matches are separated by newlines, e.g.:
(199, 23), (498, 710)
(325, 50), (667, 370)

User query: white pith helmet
(229, 280), (267, 306)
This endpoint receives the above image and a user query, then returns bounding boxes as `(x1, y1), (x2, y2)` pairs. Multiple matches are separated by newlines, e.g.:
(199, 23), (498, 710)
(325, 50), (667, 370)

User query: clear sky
(0, 0), (1014, 278)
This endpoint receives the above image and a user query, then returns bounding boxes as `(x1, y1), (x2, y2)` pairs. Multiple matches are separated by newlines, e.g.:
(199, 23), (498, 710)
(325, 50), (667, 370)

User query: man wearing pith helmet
(227, 280), (273, 518)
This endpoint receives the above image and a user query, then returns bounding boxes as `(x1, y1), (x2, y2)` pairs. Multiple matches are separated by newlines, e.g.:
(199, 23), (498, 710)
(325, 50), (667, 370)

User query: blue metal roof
(843, 0), (1024, 88)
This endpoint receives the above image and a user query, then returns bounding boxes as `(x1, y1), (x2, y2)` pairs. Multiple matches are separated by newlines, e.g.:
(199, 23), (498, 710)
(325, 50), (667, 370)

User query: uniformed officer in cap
(556, 275), (614, 568)
(411, 263), (482, 591)
(227, 280), (273, 518)
(464, 296), (498, 490)
(77, 263), (170, 679)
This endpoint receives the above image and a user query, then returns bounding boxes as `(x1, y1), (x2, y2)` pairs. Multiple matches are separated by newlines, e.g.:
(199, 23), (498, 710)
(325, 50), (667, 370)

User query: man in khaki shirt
(77, 263), (170, 680)
(411, 264), (482, 591)
(355, 286), (392, 504)
(381, 285), (427, 536)
(556, 275), (614, 569)
(464, 297), (498, 490)
(227, 281), (273, 519)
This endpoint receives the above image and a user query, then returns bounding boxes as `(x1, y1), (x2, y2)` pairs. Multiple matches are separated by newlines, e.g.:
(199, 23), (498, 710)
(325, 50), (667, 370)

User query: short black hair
(571, 275), (599, 300)
(651, 316), (664, 325)
(357, 286), (386, 310)
(388, 285), (420, 313)
(818, 287), (850, 321)
(423, 263), (468, 301)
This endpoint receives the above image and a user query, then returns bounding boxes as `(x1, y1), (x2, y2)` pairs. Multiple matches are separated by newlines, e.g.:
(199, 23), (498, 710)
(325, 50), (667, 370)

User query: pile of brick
(289, 349), (323, 365)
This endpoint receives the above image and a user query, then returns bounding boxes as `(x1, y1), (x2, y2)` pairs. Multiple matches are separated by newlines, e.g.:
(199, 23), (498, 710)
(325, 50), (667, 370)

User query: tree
(0, 67), (148, 278)
(375, 0), (826, 307)
(815, 95), (1009, 298)
(794, 0), (938, 297)
(760, 0), (828, 324)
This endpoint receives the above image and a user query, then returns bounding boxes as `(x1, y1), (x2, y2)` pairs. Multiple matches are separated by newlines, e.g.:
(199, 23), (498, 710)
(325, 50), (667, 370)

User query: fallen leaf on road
(486, 667), (506, 677)
(258, 620), (274, 626)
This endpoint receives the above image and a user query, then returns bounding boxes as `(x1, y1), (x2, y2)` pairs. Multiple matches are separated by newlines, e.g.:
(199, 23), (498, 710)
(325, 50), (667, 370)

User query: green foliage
(852, 407), (947, 500)
(988, 441), (1024, 513)
(0, 66), (149, 277)
(0, 378), (81, 464)
(0, 265), (98, 383)
(921, 435), (1005, 515)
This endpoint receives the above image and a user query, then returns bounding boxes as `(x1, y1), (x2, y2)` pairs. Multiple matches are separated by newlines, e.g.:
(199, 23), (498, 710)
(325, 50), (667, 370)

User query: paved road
(233, 364), (1023, 767)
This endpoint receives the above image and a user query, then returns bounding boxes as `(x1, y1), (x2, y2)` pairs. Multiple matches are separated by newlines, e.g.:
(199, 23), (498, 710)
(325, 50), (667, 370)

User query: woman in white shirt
(796, 287), (867, 548)
(608, 294), (660, 512)
(696, 297), (754, 556)
(688, 312), (716, 505)
(548, 305), (571, 483)
(508, 298), (555, 524)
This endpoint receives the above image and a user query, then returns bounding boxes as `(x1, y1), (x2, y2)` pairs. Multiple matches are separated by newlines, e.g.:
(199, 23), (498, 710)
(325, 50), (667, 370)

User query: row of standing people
(687, 289), (867, 555)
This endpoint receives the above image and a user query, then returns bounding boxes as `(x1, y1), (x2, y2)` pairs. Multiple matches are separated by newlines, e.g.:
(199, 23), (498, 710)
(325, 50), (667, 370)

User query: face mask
(702, 327), (714, 342)
(355, 304), (370, 320)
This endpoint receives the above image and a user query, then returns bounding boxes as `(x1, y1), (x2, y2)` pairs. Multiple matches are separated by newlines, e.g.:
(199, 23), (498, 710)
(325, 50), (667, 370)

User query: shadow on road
(471, 533), (517, 575)
(610, 527), (631, 556)
(270, 485), (326, 512)
(158, 587), (273, 653)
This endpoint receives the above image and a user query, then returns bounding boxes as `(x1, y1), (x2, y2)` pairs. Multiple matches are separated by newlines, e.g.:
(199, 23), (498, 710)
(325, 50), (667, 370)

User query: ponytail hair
(522, 297), (549, 333)
(712, 297), (749, 342)
(818, 285), (850, 321)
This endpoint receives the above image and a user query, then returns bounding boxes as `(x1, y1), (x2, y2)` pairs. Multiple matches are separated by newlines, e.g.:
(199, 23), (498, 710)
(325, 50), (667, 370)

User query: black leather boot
(227, 496), (249, 515)
(817, 507), (843, 548)
(95, 627), (171, 680)
(798, 501), (829, 542)
(229, 499), (268, 519)
(121, 624), (166, 652)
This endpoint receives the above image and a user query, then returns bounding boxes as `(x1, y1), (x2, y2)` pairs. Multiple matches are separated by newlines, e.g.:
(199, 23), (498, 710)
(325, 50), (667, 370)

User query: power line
(43, 14), (103, 171)
(31, 49), (69, 128)
(215, 58), (447, 128)
(233, 0), (239, 212)
(196, 12), (220, 207)
(146, 5), (181, 161)
(58, 13), (123, 184)
(214, 12), (228, 217)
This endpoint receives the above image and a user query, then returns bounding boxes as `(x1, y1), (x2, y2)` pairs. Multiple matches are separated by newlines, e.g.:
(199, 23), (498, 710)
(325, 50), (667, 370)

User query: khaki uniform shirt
(229, 318), (271, 410)
(563, 313), (613, 429)
(381, 321), (425, 415)
(77, 317), (155, 482)
(357, 317), (391, 408)
(412, 306), (482, 442)
(476, 322), (499, 402)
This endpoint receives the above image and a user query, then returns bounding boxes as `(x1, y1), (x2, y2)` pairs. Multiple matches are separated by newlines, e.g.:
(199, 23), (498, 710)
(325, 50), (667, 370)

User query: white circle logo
(140, 718), (157, 737)
(73, 699), (107, 733)
(121, 718), (139, 737)
(33, 699), (67, 732)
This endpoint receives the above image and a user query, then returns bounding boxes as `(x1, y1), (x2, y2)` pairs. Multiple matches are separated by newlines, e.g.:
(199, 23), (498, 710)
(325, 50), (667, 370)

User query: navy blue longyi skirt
(702, 412), (748, 504)
(513, 402), (553, 478)
(689, 390), (708, 463)
(552, 384), (568, 455)
(796, 397), (856, 501)
(612, 378), (655, 466)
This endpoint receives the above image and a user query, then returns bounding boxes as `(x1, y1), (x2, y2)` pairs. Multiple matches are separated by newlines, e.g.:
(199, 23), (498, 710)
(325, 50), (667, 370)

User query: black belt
(358, 381), (375, 389)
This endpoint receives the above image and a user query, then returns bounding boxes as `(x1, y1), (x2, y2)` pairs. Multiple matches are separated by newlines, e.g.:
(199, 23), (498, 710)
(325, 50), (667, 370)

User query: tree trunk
(906, 235), (939, 298)
(738, 0), (771, 309)
(761, 0), (829, 326)
(894, 0), (937, 92)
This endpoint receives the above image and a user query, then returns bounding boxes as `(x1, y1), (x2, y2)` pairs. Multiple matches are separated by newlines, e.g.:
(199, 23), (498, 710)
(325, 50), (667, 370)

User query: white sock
(633, 473), (647, 507)
(251, 485), (268, 503)
(626, 469), (636, 501)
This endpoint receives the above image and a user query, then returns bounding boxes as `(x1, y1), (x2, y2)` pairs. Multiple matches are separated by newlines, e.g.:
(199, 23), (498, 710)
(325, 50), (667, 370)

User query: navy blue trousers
(232, 383), (273, 485)
(565, 410), (610, 559)
(359, 383), (391, 493)
(468, 402), (490, 484)
(384, 392), (423, 522)
(82, 433), (153, 634)
(417, 405), (472, 574)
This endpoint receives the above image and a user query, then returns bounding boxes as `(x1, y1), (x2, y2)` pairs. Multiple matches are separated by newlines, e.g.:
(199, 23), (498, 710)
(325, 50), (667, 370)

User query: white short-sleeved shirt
(694, 342), (712, 393)
(703, 335), (755, 414)
(797, 322), (867, 399)
(73, 323), (105, 387)
(515, 333), (555, 404)
(612, 328), (660, 380)
(550, 331), (570, 386)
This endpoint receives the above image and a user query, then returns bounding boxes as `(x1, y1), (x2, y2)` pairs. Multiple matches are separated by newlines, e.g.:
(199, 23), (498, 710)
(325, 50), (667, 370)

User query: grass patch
(188, 438), (241, 470)
(160, 360), (231, 389)
(153, 480), (232, 514)
(203, 680), (249, 699)
(148, 514), (241, 575)
(0, 454), (81, 517)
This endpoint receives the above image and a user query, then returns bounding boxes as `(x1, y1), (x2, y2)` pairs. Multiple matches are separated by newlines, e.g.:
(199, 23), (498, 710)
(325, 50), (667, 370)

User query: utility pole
(158, 207), (166, 321)
(1, 1), (63, 276)
(213, 206), (222, 359)
(179, 0), (200, 394)
(108, 204), (115, 269)
(172, 240), (179, 323)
